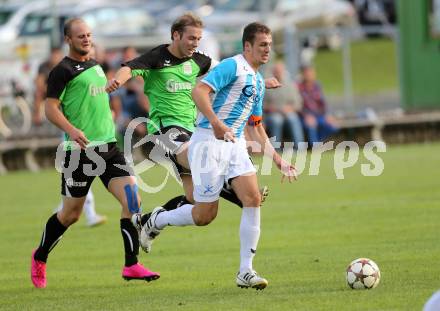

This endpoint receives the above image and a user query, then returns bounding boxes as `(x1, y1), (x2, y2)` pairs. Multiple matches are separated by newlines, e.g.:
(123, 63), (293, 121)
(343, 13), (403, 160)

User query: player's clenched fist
(105, 79), (121, 93)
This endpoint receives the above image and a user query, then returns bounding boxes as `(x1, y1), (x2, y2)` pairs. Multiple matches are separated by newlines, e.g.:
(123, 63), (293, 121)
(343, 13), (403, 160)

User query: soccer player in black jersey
(30, 18), (159, 288)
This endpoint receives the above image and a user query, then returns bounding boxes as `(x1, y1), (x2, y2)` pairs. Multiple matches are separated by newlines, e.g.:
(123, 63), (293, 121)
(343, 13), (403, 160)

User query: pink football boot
(31, 249), (47, 288)
(122, 263), (160, 282)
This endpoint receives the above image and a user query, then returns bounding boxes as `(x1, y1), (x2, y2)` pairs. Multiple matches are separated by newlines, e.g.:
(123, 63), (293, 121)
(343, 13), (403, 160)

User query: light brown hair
(170, 12), (203, 40)
(63, 17), (87, 37)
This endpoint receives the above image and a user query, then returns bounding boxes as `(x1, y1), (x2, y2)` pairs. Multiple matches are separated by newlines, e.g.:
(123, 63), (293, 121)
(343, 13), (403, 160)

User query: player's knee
(194, 214), (215, 226)
(69, 212), (81, 224)
(193, 207), (217, 226)
(240, 192), (261, 207)
(58, 208), (82, 226)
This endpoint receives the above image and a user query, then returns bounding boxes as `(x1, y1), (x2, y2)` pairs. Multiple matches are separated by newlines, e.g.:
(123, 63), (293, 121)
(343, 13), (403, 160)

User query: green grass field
(0, 143), (439, 310)
(315, 38), (398, 96)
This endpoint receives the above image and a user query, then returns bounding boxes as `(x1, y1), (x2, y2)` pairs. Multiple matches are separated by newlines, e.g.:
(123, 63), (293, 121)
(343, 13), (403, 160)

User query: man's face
(303, 67), (316, 82)
(174, 26), (202, 57)
(247, 32), (272, 65)
(272, 62), (285, 81)
(66, 21), (92, 56)
(123, 47), (137, 62)
(50, 49), (63, 65)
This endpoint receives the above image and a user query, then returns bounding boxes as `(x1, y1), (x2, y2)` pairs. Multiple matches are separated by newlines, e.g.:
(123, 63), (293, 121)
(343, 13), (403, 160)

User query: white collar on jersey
(235, 54), (257, 75)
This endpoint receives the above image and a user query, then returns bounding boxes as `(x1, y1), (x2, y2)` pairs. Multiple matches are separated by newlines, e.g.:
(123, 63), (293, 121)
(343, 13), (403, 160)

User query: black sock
(220, 184), (243, 208)
(163, 195), (186, 211)
(120, 218), (139, 267)
(178, 196), (191, 207)
(34, 213), (67, 263)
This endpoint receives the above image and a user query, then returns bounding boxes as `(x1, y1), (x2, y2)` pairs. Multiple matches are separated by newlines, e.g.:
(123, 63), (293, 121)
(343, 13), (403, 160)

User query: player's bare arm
(45, 98), (89, 149)
(105, 66), (132, 93)
(245, 124), (297, 183)
(192, 82), (235, 142)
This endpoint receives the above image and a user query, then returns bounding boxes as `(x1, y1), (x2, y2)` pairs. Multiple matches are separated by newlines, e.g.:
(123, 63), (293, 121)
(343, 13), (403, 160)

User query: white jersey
(197, 54), (265, 137)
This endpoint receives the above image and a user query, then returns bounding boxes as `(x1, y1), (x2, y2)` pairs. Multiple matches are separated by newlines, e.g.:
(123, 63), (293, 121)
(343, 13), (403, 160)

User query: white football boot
(260, 186), (269, 206)
(236, 269), (268, 290)
(131, 213), (143, 235)
(139, 207), (165, 253)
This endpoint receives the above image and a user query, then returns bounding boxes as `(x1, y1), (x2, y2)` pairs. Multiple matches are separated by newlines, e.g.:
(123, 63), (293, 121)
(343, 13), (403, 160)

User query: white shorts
(188, 128), (256, 203)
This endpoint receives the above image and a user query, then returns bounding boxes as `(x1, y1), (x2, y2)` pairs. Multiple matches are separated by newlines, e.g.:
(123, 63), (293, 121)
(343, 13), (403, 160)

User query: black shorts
(149, 125), (192, 175)
(60, 142), (132, 198)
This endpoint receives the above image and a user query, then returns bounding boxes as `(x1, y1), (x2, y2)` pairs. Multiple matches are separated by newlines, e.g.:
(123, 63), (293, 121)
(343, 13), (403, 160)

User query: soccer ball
(346, 258), (381, 289)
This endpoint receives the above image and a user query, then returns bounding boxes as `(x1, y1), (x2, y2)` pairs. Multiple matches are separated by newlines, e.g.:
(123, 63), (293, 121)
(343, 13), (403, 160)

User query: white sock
(239, 207), (261, 273)
(155, 203), (195, 229)
(83, 191), (97, 221)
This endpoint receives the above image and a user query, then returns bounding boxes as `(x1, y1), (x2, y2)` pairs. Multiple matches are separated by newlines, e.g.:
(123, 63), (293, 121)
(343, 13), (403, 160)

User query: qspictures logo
(54, 117), (387, 193)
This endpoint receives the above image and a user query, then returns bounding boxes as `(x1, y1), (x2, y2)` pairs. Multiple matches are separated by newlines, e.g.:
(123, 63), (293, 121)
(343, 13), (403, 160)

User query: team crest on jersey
(182, 61), (192, 75)
(242, 85), (255, 97)
(94, 66), (106, 77)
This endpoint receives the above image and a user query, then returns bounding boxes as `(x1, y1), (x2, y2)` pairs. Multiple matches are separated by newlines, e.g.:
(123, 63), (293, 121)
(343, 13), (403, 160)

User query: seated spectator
(298, 64), (339, 145)
(110, 77), (149, 143)
(90, 43), (111, 75)
(109, 47), (145, 147)
(264, 61), (305, 149)
(32, 47), (64, 126)
(121, 46), (138, 63)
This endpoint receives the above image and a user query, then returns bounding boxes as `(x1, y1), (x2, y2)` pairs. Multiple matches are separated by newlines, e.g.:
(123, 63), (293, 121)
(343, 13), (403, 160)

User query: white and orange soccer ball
(346, 258), (381, 289)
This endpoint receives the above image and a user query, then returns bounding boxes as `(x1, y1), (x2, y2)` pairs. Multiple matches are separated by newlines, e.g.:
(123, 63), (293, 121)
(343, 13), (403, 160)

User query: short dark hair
(170, 12), (203, 40)
(300, 63), (314, 72)
(63, 17), (85, 37)
(242, 22), (271, 48)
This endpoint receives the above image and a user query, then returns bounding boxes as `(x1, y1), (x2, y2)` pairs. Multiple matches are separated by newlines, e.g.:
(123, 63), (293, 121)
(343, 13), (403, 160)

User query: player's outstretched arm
(45, 98), (89, 149)
(105, 67), (132, 93)
(192, 82), (235, 142)
(245, 124), (297, 183)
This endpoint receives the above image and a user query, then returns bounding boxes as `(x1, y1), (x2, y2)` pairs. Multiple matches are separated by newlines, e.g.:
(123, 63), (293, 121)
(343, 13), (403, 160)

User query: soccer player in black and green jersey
(107, 13), (212, 206)
(30, 18), (159, 289)
(106, 14), (277, 249)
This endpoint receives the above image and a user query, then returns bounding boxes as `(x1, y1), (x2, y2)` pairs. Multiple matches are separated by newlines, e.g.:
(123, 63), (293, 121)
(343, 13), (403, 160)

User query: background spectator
(121, 46), (138, 64)
(110, 77), (149, 145)
(109, 46), (148, 146)
(90, 43), (111, 75)
(264, 61), (304, 149)
(32, 47), (63, 126)
(298, 64), (339, 145)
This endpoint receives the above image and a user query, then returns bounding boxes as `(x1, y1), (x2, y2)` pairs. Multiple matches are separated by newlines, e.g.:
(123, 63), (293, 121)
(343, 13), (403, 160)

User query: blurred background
(0, 0), (439, 173)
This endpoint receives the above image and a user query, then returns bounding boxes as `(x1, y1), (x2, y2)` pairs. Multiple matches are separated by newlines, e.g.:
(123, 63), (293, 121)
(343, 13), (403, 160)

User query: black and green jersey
(47, 57), (116, 149)
(125, 44), (211, 134)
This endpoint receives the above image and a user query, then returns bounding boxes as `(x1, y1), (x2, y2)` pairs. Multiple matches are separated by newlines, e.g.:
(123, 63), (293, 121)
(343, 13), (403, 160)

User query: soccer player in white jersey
(141, 22), (297, 290)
